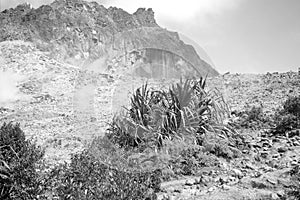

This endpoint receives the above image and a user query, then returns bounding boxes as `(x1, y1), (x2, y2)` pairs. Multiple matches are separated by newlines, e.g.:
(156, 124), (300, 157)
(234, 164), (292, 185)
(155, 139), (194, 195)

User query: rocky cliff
(0, 0), (218, 77)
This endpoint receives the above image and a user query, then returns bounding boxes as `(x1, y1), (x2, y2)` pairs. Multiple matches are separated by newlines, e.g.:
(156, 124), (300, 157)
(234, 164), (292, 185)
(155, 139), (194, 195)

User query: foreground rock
(158, 131), (300, 200)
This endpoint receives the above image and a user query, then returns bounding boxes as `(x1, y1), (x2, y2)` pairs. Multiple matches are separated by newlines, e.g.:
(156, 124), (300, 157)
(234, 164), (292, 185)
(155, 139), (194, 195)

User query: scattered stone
(173, 189), (181, 193)
(185, 179), (196, 186)
(219, 175), (229, 184)
(291, 161), (298, 166)
(293, 141), (300, 146)
(222, 184), (231, 190)
(245, 163), (257, 170)
(266, 178), (277, 185)
(208, 186), (216, 192)
(232, 169), (243, 179)
(251, 179), (268, 189)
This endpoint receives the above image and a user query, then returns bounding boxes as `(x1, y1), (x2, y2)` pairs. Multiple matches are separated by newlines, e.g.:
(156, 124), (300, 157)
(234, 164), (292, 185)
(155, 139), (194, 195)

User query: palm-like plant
(107, 76), (233, 149)
(129, 83), (156, 127)
(0, 157), (11, 199)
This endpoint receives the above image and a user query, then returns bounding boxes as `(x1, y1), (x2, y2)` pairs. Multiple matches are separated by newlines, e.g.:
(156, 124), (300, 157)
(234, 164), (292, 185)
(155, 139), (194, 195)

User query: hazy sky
(0, 0), (299, 73)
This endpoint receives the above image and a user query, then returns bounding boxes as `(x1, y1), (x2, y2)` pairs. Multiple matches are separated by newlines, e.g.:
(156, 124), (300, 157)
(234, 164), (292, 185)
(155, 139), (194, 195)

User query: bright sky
(1, 0), (300, 74)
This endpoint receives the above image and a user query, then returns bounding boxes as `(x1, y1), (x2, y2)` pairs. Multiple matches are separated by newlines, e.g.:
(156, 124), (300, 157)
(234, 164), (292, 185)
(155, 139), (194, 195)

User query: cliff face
(0, 0), (218, 77)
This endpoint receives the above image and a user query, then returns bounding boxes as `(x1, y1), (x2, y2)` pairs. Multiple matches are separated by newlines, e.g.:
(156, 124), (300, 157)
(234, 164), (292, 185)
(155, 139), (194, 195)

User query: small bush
(0, 122), (44, 200)
(271, 96), (300, 136)
(88, 136), (165, 172)
(106, 116), (142, 150)
(283, 96), (300, 117)
(47, 150), (161, 200)
(203, 140), (234, 159)
(247, 106), (264, 122)
(168, 145), (219, 176)
(273, 114), (300, 135)
(283, 165), (300, 199)
(234, 106), (270, 129)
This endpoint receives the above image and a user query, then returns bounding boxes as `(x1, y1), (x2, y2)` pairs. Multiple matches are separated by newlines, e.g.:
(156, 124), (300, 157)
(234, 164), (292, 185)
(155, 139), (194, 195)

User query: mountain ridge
(0, 0), (219, 77)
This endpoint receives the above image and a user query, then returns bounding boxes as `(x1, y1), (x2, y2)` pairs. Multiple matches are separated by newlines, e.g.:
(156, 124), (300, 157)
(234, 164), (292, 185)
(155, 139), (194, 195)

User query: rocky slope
(208, 72), (300, 114)
(158, 72), (300, 200)
(0, 40), (300, 199)
(0, 40), (115, 164)
(0, 0), (218, 165)
(0, 0), (218, 77)
(1, 1), (300, 200)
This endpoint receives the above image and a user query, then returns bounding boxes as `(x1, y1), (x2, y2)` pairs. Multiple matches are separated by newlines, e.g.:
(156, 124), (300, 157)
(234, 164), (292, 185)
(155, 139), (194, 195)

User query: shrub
(284, 165), (300, 199)
(271, 96), (300, 136)
(234, 106), (271, 129)
(0, 122), (44, 200)
(37, 136), (163, 199)
(88, 135), (228, 181)
(87, 136), (165, 172)
(246, 106), (264, 122)
(168, 145), (219, 176)
(274, 114), (299, 135)
(283, 96), (300, 117)
(203, 140), (234, 159)
(106, 116), (142, 150)
(47, 150), (162, 200)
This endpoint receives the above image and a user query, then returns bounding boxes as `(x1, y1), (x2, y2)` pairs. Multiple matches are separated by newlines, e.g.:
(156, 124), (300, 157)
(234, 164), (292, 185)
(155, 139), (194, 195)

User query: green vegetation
(232, 95), (300, 133)
(6, 78), (300, 199)
(0, 122), (162, 200)
(107, 78), (235, 149)
(284, 165), (300, 200)
(0, 122), (44, 199)
(1, 77), (241, 199)
(233, 106), (271, 129)
(45, 150), (161, 200)
(104, 78), (244, 180)
(283, 96), (300, 117)
(272, 95), (300, 136)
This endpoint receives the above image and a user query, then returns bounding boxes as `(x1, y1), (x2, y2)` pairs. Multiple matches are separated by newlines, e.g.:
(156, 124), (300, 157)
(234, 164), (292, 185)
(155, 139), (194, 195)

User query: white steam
(0, 70), (23, 105)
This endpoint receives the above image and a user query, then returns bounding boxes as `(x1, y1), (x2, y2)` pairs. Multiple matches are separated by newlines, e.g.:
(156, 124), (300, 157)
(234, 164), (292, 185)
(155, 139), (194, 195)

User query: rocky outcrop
(0, 0), (218, 77)
(133, 8), (157, 26)
(111, 27), (218, 77)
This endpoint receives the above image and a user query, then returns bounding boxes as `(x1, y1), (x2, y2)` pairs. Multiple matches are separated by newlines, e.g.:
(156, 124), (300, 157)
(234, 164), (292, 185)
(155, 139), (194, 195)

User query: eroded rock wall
(0, 0), (218, 77)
